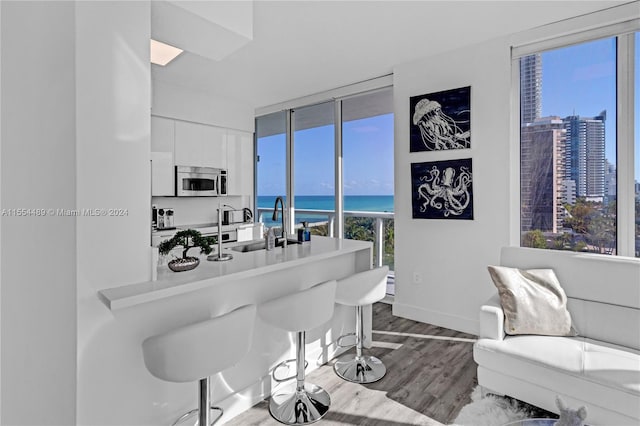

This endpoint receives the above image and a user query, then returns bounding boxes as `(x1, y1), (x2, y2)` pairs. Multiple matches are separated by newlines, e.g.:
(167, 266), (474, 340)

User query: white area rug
(452, 386), (556, 426)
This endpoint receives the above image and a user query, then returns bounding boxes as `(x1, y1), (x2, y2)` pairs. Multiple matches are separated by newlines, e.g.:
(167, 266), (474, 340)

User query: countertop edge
(99, 237), (372, 311)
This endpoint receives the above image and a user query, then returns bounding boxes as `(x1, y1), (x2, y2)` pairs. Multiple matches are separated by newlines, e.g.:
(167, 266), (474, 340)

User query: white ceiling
(151, 1), (627, 110)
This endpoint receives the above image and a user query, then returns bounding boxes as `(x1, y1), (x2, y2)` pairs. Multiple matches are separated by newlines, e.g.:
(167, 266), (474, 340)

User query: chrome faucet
(272, 196), (287, 248)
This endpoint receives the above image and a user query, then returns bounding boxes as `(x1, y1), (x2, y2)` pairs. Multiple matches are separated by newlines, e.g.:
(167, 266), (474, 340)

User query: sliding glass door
(342, 88), (395, 269)
(293, 102), (335, 236)
(254, 87), (395, 285)
(255, 111), (286, 226)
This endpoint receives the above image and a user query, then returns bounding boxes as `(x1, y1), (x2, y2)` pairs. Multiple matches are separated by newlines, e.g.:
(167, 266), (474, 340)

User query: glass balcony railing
(256, 207), (395, 272)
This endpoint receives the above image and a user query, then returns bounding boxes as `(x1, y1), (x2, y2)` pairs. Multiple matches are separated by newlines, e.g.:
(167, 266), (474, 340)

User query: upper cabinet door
(151, 116), (175, 196)
(227, 129), (254, 197)
(151, 152), (174, 196)
(174, 121), (206, 167)
(175, 121), (227, 169)
(202, 125), (227, 169)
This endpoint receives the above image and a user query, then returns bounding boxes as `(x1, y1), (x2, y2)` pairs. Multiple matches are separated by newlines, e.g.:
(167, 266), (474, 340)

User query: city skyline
(540, 36), (639, 181)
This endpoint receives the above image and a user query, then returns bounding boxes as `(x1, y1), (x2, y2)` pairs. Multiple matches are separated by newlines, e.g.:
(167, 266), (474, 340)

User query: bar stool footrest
(172, 406), (223, 426)
(335, 332), (357, 349)
(272, 358), (309, 383)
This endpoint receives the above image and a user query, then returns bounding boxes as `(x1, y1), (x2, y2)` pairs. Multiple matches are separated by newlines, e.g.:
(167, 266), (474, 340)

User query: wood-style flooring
(225, 302), (478, 425)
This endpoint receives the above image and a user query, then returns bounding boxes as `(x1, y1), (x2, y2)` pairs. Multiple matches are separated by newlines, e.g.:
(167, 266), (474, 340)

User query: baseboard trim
(392, 301), (479, 336)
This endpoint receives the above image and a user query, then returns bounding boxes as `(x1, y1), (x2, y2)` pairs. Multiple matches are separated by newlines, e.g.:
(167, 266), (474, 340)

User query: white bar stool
(333, 266), (389, 384)
(258, 280), (337, 425)
(142, 304), (256, 426)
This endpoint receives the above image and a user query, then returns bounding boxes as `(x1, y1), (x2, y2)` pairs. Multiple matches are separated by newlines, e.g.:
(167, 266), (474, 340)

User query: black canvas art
(411, 159), (473, 220)
(410, 86), (471, 152)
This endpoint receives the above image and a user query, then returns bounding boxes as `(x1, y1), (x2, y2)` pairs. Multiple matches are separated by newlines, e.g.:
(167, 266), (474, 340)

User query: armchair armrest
(479, 293), (505, 341)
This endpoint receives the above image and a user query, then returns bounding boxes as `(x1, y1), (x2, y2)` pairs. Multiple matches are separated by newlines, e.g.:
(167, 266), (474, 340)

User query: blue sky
(257, 113), (394, 196)
(540, 34), (640, 180)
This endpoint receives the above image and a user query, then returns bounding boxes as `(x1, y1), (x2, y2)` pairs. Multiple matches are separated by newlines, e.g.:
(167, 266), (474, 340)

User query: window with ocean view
(293, 101), (335, 236)
(342, 89), (394, 269)
(517, 28), (639, 257)
(255, 111), (286, 206)
(255, 86), (395, 284)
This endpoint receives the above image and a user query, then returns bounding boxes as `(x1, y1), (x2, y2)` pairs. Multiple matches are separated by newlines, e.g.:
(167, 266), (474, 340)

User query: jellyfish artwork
(412, 98), (470, 151)
(417, 165), (472, 217)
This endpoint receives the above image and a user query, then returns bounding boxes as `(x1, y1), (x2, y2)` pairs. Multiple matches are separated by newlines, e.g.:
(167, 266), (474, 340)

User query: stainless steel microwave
(175, 166), (227, 197)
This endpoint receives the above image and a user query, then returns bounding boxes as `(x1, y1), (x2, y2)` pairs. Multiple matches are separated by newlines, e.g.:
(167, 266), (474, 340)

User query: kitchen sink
(231, 238), (300, 253)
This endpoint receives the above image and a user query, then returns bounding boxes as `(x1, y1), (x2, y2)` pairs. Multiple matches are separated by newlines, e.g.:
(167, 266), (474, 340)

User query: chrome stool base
(333, 353), (386, 384)
(269, 383), (331, 425)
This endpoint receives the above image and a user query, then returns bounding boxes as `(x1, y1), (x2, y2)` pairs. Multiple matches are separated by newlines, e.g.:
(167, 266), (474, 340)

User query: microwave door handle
(216, 175), (220, 195)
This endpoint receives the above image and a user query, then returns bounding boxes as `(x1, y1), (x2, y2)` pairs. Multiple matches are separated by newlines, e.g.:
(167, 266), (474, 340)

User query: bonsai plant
(158, 229), (215, 272)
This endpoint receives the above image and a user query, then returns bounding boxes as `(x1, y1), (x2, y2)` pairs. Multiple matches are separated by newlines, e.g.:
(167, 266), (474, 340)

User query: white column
(1, 2), (77, 424)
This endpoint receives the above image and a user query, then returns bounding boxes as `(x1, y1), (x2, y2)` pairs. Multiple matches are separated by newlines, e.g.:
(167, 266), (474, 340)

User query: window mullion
(617, 33), (636, 257)
(334, 100), (344, 238)
(286, 109), (294, 236)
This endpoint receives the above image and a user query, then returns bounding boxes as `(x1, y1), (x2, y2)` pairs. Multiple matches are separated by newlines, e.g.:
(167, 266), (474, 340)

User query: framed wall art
(411, 158), (473, 220)
(410, 86), (471, 152)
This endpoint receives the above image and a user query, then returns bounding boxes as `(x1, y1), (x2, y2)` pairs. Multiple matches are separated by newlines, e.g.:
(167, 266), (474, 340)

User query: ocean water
(257, 195), (394, 226)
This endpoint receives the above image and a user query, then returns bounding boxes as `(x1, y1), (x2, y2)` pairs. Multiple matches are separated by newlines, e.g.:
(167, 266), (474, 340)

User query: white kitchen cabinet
(226, 129), (254, 197)
(151, 152), (174, 196)
(174, 121), (204, 167)
(151, 116), (175, 196)
(152, 117), (252, 197)
(202, 125), (227, 169)
(175, 121), (227, 169)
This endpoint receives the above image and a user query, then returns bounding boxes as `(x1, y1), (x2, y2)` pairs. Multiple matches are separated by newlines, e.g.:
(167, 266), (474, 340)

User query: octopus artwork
(409, 86), (471, 152)
(411, 159), (474, 220)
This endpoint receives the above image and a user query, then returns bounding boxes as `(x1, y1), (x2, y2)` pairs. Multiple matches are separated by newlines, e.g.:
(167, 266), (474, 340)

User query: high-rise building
(520, 54), (542, 124)
(604, 160), (616, 204)
(563, 112), (606, 201)
(521, 116), (566, 233)
(561, 179), (576, 206)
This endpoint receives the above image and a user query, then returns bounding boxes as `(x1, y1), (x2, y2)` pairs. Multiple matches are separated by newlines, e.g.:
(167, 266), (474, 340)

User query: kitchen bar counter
(94, 235), (373, 425)
(99, 236), (372, 310)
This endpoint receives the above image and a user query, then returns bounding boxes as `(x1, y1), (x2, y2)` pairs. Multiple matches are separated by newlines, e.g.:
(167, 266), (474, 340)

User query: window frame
(510, 9), (639, 256)
(254, 80), (394, 238)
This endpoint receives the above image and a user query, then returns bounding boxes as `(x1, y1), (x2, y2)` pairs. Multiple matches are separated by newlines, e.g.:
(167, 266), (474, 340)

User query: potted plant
(158, 229), (215, 272)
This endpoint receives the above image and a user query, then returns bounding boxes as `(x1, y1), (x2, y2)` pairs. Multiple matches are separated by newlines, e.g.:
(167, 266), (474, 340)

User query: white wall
(152, 79), (254, 132)
(391, 2), (637, 335)
(75, 2), (152, 424)
(392, 36), (512, 335)
(0, 2), (77, 424)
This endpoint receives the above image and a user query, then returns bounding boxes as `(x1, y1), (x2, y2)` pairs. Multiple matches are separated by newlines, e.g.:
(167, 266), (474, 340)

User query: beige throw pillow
(487, 265), (577, 336)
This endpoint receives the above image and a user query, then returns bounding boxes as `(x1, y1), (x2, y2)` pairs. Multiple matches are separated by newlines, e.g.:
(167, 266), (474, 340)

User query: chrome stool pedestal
(169, 380), (223, 426)
(269, 332), (330, 425)
(333, 266), (389, 384)
(258, 280), (337, 425)
(333, 306), (386, 384)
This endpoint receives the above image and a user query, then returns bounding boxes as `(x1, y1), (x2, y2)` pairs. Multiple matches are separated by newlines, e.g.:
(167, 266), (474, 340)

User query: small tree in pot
(158, 229), (215, 272)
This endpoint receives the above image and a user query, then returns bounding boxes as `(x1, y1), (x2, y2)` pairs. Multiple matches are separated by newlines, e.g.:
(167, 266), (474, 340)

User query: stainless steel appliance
(156, 208), (175, 230)
(175, 166), (227, 197)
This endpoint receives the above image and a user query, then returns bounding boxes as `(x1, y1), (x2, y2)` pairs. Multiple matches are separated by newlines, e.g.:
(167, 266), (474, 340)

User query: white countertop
(98, 236), (372, 311)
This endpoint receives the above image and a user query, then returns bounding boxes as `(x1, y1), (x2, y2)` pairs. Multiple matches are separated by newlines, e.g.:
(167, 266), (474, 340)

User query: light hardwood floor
(225, 303), (478, 425)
